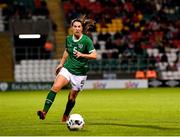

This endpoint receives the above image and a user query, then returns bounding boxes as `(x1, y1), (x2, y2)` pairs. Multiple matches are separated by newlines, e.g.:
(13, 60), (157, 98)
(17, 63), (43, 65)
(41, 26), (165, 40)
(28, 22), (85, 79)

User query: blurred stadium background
(0, 0), (180, 90)
(0, 0), (180, 136)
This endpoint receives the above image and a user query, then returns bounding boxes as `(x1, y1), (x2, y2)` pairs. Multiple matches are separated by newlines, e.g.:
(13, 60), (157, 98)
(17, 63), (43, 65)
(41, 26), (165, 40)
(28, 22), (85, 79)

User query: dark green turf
(0, 88), (180, 136)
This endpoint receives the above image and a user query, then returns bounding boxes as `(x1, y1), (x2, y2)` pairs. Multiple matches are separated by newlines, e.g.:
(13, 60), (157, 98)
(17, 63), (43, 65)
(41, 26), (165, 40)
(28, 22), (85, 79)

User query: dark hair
(71, 15), (96, 36)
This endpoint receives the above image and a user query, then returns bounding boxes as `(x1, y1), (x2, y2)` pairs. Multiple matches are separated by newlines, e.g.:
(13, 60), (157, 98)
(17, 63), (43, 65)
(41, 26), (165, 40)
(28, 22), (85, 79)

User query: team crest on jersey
(78, 44), (83, 49)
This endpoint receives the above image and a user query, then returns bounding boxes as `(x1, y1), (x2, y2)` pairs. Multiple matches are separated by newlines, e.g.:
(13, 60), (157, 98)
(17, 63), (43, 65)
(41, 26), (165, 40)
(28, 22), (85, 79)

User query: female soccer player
(37, 16), (97, 122)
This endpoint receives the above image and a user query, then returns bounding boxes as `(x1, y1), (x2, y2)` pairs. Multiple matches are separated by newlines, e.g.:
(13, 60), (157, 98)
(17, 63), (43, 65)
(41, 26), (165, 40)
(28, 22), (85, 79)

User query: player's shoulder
(66, 35), (73, 40)
(83, 34), (90, 39)
(83, 34), (92, 42)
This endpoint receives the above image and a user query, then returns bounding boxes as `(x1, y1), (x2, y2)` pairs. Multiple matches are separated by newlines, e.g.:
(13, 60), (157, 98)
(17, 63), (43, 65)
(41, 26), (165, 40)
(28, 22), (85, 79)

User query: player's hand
(55, 64), (63, 76)
(74, 50), (83, 58)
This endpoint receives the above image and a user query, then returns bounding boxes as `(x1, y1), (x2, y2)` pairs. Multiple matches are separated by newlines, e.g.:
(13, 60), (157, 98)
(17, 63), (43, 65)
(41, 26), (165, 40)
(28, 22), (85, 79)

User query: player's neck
(73, 34), (83, 42)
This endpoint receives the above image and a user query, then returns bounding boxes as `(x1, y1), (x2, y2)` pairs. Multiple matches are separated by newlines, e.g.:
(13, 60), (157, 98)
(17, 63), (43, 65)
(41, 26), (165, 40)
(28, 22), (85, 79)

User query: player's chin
(75, 32), (81, 36)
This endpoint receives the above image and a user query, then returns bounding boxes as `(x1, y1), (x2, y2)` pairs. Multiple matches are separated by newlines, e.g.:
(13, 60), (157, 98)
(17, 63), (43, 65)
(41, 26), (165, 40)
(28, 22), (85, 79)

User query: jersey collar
(72, 34), (83, 42)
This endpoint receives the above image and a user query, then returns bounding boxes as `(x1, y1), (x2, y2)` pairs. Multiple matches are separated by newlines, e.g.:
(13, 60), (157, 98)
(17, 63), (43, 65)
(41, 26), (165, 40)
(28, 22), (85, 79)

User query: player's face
(72, 21), (83, 37)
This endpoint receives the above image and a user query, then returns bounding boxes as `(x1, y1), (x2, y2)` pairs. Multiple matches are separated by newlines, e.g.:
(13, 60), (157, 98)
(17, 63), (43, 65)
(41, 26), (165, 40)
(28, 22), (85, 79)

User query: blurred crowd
(0, 0), (50, 30)
(0, 0), (180, 74)
(62, 0), (180, 72)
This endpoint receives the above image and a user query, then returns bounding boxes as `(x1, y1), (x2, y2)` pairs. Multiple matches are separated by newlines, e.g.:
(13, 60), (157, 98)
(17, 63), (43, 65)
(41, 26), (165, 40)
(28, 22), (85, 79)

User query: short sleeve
(86, 37), (95, 53)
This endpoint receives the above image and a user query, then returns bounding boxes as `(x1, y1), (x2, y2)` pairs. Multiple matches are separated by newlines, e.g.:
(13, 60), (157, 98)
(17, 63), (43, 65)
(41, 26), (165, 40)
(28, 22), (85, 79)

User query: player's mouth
(75, 31), (80, 35)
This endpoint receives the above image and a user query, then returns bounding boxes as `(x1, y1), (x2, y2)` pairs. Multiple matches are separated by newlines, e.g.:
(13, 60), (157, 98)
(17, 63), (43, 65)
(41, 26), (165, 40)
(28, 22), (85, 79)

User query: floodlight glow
(19, 34), (41, 39)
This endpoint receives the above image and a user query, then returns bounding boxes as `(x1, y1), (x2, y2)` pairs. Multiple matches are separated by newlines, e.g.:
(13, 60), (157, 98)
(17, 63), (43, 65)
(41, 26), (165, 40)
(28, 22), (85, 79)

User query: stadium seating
(14, 59), (59, 82)
(0, 8), (4, 31)
(135, 70), (145, 79)
(4, 0), (180, 81)
(61, 0), (180, 80)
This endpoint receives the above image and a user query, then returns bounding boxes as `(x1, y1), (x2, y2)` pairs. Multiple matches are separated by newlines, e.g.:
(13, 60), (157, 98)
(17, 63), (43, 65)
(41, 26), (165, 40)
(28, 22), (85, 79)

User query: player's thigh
(68, 90), (79, 100)
(51, 75), (69, 92)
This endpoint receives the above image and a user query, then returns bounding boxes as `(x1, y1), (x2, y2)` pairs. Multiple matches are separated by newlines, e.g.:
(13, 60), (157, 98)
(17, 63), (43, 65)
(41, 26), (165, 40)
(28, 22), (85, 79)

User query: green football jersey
(64, 34), (95, 75)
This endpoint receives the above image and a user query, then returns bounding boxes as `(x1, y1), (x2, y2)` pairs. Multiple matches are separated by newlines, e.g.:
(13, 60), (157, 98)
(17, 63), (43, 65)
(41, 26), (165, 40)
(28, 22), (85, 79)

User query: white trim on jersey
(72, 34), (83, 42)
(89, 49), (96, 53)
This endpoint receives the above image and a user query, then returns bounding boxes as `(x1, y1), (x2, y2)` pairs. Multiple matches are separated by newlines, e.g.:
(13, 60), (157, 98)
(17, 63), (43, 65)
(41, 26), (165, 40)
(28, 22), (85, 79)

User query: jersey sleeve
(86, 37), (95, 53)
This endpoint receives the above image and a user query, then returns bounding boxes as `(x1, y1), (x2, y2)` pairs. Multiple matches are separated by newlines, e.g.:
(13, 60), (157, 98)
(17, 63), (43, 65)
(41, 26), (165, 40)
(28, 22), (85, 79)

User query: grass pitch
(0, 88), (180, 136)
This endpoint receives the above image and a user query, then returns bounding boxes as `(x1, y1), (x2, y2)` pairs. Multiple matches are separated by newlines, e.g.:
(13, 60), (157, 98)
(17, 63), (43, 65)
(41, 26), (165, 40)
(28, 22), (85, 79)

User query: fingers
(74, 51), (82, 58)
(73, 50), (79, 58)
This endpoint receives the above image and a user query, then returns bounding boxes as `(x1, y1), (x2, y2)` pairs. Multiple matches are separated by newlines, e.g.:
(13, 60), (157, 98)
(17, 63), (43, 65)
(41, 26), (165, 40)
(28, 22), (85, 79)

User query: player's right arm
(55, 50), (68, 75)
